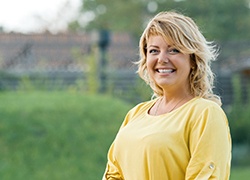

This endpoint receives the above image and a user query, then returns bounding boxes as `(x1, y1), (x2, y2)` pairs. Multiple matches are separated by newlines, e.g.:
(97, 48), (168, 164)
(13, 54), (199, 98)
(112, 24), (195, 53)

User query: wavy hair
(137, 11), (221, 105)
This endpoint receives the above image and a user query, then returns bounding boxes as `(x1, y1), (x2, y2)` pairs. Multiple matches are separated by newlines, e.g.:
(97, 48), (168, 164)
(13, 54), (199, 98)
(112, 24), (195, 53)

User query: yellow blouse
(103, 97), (231, 180)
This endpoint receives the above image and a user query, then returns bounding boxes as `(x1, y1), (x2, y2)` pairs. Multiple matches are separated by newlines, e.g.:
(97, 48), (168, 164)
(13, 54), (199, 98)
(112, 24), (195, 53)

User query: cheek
(146, 56), (155, 68)
(145, 57), (150, 68)
(181, 56), (192, 71)
(146, 59), (155, 75)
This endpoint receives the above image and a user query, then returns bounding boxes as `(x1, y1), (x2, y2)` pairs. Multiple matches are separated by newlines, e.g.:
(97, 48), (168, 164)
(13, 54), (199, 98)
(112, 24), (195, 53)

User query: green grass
(0, 91), (132, 180)
(0, 91), (249, 179)
(230, 166), (250, 180)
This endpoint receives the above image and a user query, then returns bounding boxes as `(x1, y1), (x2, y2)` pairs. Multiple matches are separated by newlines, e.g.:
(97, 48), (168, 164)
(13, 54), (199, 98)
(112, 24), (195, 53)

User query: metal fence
(0, 32), (250, 105)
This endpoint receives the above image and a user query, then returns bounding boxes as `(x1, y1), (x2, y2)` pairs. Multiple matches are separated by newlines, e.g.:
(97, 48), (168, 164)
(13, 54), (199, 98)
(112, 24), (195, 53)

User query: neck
(162, 88), (192, 102)
(161, 82), (192, 99)
(155, 92), (194, 115)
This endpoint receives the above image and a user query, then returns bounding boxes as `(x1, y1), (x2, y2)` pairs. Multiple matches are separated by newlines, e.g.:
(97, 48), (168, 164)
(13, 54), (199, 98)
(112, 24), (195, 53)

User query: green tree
(70, 0), (250, 41)
(71, 0), (145, 37)
(162, 0), (250, 41)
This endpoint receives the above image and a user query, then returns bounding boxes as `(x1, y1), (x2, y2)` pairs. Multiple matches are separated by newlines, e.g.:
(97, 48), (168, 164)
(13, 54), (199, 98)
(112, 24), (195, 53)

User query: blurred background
(0, 0), (250, 179)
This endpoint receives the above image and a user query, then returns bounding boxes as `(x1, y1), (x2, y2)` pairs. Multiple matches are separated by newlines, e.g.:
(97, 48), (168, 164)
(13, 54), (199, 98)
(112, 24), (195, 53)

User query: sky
(0, 0), (82, 34)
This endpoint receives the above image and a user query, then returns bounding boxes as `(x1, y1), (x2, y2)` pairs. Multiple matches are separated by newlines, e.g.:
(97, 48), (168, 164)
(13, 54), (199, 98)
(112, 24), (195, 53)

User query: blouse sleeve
(102, 107), (137, 180)
(185, 106), (232, 180)
(102, 143), (123, 180)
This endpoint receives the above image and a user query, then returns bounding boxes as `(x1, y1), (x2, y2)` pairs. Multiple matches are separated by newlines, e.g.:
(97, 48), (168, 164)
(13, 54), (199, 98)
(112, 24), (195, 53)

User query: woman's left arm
(185, 106), (232, 180)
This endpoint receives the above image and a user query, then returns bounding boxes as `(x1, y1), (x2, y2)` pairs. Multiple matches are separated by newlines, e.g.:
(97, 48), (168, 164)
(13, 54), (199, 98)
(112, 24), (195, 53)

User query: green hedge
(226, 74), (250, 166)
(0, 91), (132, 180)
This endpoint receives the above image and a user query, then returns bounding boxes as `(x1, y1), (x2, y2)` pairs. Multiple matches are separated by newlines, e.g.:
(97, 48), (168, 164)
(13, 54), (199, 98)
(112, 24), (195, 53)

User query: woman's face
(146, 35), (192, 92)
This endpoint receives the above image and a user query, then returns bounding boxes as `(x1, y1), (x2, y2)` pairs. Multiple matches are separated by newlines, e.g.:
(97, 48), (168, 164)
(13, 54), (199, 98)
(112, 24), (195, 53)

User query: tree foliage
(70, 0), (250, 41)
(71, 0), (145, 37)
(167, 0), (250, 41)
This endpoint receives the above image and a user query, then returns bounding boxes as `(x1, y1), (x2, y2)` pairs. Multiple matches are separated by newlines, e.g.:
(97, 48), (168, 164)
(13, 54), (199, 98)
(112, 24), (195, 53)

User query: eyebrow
(146, 45), (158, 49)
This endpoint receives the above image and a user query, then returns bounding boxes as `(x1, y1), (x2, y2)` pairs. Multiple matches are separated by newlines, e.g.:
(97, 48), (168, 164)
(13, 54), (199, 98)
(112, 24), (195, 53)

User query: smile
(157, 69), (175, 73)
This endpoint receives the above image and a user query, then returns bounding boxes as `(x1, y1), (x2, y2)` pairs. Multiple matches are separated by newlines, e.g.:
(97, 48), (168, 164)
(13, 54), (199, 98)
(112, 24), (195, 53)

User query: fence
(0, 32), (250, 105)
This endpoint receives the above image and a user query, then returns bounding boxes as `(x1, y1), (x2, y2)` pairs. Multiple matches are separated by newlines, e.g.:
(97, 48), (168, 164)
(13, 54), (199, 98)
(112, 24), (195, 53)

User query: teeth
(158, 69), (174, 73)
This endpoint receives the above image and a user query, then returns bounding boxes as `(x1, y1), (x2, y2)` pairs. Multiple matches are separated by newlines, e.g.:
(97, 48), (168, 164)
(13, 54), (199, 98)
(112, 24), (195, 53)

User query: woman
(102, 11), (231, 180)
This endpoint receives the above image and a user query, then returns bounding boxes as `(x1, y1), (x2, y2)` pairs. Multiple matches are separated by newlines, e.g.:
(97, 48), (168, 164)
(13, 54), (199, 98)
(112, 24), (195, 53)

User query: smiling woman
(102, 11), (231, 180)
(0, 0), (82, 33)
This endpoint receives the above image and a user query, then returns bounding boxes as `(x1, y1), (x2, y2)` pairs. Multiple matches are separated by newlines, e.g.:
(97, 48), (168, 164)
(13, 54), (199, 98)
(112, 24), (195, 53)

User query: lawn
(230, 166), (250, 180)
(0, 91), (132, 180)
(0, 91), (249, 179)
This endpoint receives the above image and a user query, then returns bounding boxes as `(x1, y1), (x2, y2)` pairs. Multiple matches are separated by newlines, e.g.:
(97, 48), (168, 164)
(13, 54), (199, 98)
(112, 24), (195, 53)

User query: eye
(148, 49), (159, 54)
(168, 48), (180, 54)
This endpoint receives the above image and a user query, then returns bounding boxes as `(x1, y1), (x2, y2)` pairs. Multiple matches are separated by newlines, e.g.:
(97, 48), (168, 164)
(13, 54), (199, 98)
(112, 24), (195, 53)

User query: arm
(185, 106), (231, 180)
(102, 143), (123, 180)
(102, 105), (139, 180)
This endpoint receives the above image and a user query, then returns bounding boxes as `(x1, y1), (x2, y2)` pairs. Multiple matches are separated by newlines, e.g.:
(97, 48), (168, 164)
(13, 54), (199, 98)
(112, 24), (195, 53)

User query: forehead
(147, 35), (173, 47)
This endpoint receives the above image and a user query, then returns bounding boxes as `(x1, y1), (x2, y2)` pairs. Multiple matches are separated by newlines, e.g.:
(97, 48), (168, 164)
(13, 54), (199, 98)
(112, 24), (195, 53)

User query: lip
(156, 68), (176, 74)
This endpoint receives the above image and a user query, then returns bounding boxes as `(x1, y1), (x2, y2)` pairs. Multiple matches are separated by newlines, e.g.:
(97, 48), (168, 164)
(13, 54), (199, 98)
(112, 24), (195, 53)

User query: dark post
(98, 29), (110, 93)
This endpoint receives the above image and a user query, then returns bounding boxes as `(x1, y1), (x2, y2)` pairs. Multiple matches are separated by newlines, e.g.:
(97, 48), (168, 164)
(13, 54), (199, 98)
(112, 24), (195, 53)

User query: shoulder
(188, 97), (228, 126)
(189, 97), (224, 114)
(128, 98), (157, 116)
(192, 97), (221, 107)
(121, 99), (157, 125)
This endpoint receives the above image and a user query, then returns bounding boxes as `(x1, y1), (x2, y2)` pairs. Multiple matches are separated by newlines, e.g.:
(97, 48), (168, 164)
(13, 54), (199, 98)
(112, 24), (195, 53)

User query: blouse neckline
(146, 97), (200, 118)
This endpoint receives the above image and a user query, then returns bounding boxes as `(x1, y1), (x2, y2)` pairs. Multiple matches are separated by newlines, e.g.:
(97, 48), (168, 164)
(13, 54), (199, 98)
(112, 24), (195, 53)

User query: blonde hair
(137, 11), (221, 105)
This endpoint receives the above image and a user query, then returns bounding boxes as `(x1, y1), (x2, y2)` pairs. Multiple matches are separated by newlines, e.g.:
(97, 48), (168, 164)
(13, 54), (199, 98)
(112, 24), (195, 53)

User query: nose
(158, 52), (169, 64)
